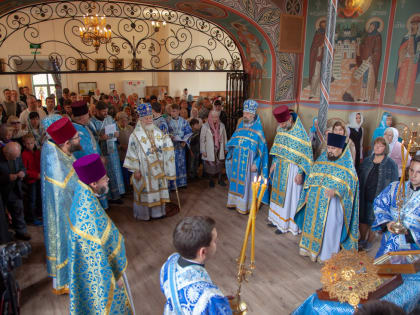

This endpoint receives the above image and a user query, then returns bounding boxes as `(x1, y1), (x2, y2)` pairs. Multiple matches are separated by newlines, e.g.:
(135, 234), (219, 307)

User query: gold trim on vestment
(56, 259), (68, 270)
(235, 127), (266, 144)
(315, 161), (358, 182)
(269, 207), (296, 224)
(134, 199), (170, 207)
(45, 168), (75, 189)
(306, 173), (353, 200)
(101, 221), (112, 245)
(272, 143), (312, 166)
(274, 132), (311, 147)
(105, 277), (115, 315)
(69, 219), (102, 245)
(109, 234), (122, 262)
(47, 256), (57, 261)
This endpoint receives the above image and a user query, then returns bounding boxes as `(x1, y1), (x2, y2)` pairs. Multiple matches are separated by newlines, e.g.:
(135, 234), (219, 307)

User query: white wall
(169, 72), (226, 97)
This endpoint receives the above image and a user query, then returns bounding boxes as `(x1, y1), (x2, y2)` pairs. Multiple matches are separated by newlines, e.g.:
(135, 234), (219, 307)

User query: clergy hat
(71, 101), (89, 117)
(272, 105), (291, 123)
(46, 117), (77, 145)
(243, 99), (258, 114)
(73, 154), (106, 185)
(327, 133), (346, 149)
(136, 103), (153, 117)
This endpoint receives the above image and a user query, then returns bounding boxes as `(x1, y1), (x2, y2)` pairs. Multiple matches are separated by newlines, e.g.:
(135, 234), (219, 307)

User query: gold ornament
(321, 250), (381, 309)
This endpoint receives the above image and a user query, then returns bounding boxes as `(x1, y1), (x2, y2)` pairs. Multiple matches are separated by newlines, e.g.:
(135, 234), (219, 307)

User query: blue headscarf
(372, 112), (391, 143)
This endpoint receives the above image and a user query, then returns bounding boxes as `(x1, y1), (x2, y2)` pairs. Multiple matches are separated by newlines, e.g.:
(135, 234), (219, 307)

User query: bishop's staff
(229, 176), (267, 314)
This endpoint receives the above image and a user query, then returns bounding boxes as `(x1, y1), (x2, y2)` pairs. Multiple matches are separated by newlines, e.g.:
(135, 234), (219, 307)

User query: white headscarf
(385, 127), (399, 154)
(347, 112), (364, 130)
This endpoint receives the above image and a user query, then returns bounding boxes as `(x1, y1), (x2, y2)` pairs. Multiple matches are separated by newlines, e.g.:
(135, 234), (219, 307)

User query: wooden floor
(18, 178), (338, 314)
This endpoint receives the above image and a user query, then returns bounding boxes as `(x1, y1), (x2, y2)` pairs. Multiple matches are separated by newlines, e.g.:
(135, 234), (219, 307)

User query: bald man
(0, 142), (30, 240)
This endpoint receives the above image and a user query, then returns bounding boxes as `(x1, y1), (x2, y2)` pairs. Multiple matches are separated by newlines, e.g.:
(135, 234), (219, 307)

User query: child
(21, 133), (42, 226)
(0, 124), (13, 147)
(188, 118), (201, 180)
(28, 111), (44, 147)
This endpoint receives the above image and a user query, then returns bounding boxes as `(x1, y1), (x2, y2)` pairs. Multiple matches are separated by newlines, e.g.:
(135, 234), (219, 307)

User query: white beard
(143, 123), (154, 131)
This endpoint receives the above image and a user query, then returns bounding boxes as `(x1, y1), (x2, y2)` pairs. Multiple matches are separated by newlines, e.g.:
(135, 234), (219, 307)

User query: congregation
(0, 85), (419, 314)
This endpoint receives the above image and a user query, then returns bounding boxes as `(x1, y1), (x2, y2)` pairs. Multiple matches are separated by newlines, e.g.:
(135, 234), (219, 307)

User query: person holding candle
(267, 105), (313, 235)
(225, 99), (269, 214)
(160, 216), (232, 314)
(384, 127), (411, 178)
(372, 155), (420, 258)
(295, 133), (359, 263)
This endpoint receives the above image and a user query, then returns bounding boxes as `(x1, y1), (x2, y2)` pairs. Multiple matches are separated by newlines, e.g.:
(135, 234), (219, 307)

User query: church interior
(0, 0), (420, 314)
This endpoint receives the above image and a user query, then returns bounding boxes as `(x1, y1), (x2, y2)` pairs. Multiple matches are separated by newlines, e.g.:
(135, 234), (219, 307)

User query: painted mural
(301, 0), (391, 104)
(384, 1), (420, 108)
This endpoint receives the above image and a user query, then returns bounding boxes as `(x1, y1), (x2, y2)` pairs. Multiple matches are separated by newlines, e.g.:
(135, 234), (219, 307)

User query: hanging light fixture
(79, 14), (111, 52)
(151, 20), (166, 32)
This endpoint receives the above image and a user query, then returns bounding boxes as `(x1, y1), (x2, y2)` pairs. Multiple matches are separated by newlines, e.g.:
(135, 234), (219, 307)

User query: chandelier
(79, 14), (111, 52)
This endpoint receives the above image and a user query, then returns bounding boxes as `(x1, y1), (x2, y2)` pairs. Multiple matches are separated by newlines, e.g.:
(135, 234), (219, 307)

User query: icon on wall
(96, 59), (106, 71)
(185, 58), (196, 70)
(200, 59), (211, 71)
(132, 58), (142, 71)
(113, 59), (124, 71)
(172, 59), (182, 71)
(77, 59), (88, 71)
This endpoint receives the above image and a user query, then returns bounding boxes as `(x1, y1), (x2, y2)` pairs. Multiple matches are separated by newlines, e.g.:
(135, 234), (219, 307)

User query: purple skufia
(73, 154), (106, 185)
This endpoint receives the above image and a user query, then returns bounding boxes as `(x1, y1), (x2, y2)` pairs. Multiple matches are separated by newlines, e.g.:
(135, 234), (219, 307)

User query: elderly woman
(200, 110), (227, 187)
(116, 111), (134, 189)
(384, 127), (411, 178)
(7, 115), (27, 142)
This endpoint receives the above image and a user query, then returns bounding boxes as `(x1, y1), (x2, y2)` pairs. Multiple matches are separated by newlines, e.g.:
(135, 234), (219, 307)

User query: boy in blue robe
(160, 216), (232, 315)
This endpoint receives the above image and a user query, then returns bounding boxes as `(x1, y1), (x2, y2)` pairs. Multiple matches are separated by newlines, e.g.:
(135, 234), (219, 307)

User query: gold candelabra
(388, 132), (414, 235)
(229, 176), (267, 315)
(79, 14), (111, 52)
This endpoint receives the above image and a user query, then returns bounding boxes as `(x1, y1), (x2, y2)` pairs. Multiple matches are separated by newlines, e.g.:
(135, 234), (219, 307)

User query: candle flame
(254, 176), (257, 183)
(264, 179), (267, 185)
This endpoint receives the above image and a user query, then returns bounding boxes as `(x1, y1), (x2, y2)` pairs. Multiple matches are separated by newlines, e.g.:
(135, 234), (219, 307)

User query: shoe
(267, 222), (276, 228)
(364, 242), (373, 252)
(209, 180), (215, 188)
(109, 199), (123, 205)
(275, 229), (283, 235)
(15, 232), (31, 241)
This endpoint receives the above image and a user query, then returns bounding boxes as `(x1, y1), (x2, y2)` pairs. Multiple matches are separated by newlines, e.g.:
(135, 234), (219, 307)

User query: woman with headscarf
(347, 112), (364, 172)
(200, 110), (227, 187)
(309, 117), (324, 160)
(372, 112), (392, 143)
(384, 127), (411, 178)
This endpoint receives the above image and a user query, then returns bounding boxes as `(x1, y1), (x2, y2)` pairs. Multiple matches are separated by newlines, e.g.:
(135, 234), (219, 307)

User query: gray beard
(69, 143), (82, 153)
(99, 186), (109, 195)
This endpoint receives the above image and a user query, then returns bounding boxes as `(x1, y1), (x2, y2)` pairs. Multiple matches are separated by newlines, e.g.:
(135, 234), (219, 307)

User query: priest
(69, 154), (134, 314)
(295, 133), (359, 263)
(225, 99), (269, 214)
(268, 105), (313, 235)
(373, 155), (420, 257)
(124, 103), (176, 220)
(41, 117), (80, 294)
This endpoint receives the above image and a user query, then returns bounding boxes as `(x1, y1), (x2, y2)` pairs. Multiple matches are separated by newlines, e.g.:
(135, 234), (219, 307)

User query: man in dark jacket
(358, 137), (398, 251)
(0, 142), (30, 240)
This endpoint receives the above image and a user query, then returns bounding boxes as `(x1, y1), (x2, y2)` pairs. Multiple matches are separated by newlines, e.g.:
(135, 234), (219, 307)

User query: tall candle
(257, 178), (268, 211)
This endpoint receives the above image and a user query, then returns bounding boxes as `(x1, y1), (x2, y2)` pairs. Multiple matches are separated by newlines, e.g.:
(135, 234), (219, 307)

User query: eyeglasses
(70, 134), (80, 141)
(10, 121), (20, 125)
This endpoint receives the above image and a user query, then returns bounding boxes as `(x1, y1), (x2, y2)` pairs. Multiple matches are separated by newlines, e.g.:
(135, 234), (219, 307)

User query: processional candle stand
(229, 176), (267, 314)
(388, 134), (413, 235)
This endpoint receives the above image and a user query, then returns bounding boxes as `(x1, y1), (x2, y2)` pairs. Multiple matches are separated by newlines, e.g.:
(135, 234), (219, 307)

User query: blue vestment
(295, 145), (359, 256)
(373, 181), (420, 258)
(41, 139), (78, 290)
(89, 116), (125, 200)
(270, 116), (313, 206)
(68, 181), (133, 315)
(167, 117), (192, 189)
(160, 253), (232, 315)
(154, 115), (169, 134)
(225, 115), (269, 214)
